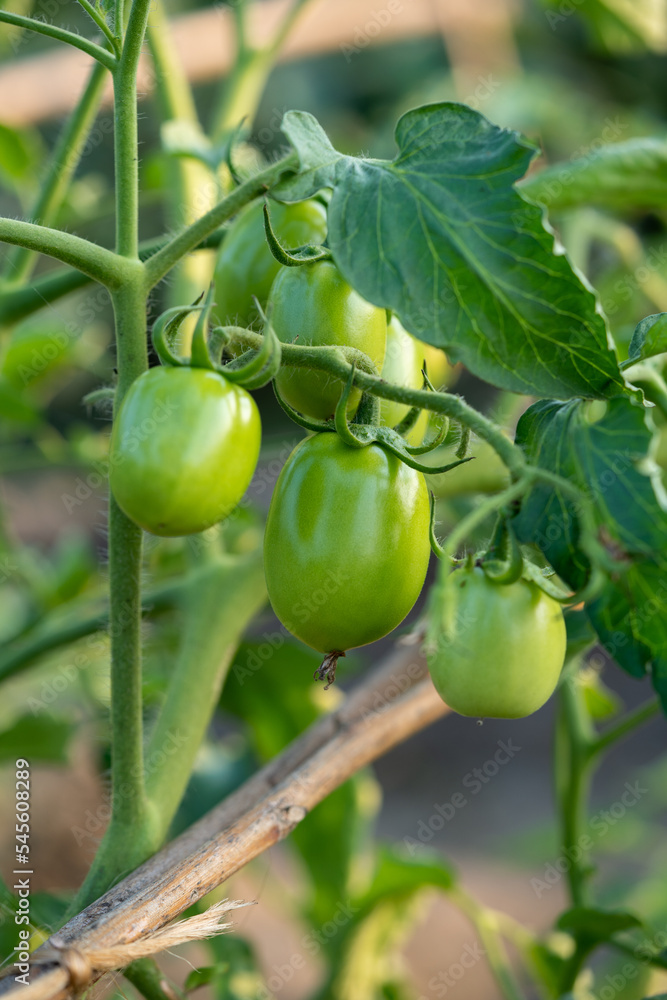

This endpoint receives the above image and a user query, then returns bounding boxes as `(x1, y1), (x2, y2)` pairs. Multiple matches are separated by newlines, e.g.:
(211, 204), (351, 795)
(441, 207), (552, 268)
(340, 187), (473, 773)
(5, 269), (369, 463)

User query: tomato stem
(144, 153), (300, 290)
(554, 672), (595, 911)
(227, 330), (527, 479)
(315, 651), (345, 689)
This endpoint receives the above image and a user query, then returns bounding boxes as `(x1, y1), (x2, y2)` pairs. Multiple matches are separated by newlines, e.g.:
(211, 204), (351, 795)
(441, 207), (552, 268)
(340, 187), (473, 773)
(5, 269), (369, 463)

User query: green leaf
(623, 314), (667, 368)
(0, 715), (73, 763)
(279, 104), (624, 398)
(556, 906), (643, 943)
(519, 139), (667, 212)
(513, 397), (667, 700)
(274, 110), (342, 202)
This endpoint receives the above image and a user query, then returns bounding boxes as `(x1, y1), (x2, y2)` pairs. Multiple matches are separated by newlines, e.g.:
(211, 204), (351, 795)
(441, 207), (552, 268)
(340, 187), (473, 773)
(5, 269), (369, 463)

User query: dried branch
(0, 647), (448, 1000)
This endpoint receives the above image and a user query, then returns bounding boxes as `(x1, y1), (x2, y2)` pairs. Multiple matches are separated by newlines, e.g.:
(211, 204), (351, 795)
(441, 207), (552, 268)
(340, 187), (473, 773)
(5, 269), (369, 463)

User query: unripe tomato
(427, 565), (566, 718)
(213, 199), (327, 329)
(379, 317), (430, 446)
(263, 433), (430, 653)
(109, 366), (261, 536)
(271, 260), (387, 420)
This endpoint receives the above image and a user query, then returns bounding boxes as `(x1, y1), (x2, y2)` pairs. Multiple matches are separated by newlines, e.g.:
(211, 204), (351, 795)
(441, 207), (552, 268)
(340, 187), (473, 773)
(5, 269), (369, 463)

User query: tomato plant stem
(0, 10), (117, 69)
(144, 152), (299, 289)
(229, 331), (527, 477)
(555, 673), (595, 910)
(146, 0), (217, 350)
(589, 697), (659, 758)
(69, 1), (161, 910)
(1, 63), (109, 286)
(0, 218), (123, 287)
(114, 0), (153, 260)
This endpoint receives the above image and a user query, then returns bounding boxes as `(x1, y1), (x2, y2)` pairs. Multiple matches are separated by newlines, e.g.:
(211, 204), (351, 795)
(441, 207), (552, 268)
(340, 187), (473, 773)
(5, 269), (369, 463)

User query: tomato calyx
(314, 650), (345, 689)
(263, 200), (331, 268)
(334, 364), (474, 475)
(479, 516), (524, 585)
(151, 290), (282, 390)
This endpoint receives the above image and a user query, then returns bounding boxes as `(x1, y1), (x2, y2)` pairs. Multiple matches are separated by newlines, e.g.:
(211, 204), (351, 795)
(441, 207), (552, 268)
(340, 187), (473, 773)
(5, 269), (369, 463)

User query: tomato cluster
(109, 195), (566, 714)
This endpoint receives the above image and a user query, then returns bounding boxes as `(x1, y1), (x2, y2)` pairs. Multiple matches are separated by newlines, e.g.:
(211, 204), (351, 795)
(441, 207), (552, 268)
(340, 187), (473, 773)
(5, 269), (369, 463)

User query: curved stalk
(0, 218), (124, 287)
(554, 674), (595, 909)
(0, 10), (116, 69)
(76, 0), (121, 53)
(0, 229), (229, 329)
(231, 331), (527, 476)
(144, 152), (299, 289)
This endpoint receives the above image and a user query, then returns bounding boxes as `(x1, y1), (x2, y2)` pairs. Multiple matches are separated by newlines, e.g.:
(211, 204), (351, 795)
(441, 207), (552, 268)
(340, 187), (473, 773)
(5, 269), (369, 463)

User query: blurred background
(0, 0), (667, 996)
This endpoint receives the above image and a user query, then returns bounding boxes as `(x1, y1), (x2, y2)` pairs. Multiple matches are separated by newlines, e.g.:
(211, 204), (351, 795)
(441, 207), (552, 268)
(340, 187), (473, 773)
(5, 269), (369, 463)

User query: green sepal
(481, 518), (524, 584)
(273, 380), (334, 433)
(219, 306), (282, 388)
(190, 285), (218, 370)
(263, 201), (331, 267)
(405, 415), (449, 456)
(151, 298), (205, 368)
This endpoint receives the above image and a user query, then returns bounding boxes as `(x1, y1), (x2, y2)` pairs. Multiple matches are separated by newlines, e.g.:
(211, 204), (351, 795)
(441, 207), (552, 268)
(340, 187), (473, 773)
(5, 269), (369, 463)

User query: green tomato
(427, 565), (566, 718)
(213, 199), (327, 330)
(379, 317), (430, 446)
(263, 432), (431, 653)
(271, 260), (387, 420)
(109, 365), (261, 537)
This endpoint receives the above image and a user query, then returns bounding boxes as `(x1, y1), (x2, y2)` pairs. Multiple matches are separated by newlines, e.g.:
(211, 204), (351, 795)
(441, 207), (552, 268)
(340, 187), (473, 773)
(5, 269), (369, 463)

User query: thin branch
(0, 218), (126, 289)
(75, 0), (121, 54)
(0, 228), (228, 328)
(229, 330), (526, 477)
(0, 648), (448, 1000)
(589, 698), (659, 758)
(143, 152), (298, 289)
(0, 11), (117, 71)
(2, 62), (109, 285)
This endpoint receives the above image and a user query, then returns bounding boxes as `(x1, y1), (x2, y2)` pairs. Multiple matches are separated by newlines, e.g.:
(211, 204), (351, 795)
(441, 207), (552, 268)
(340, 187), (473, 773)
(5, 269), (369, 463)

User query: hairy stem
(554, 674), (595, 909)
(0, 218), (123, 287)
(0, 10), (116, 69)
(0, 229), (229, 329)
(114, 0), (154, 259)
(146, 0), (217, 349)
(144, 152), (299, 289)
(2, 64), (109, 285)
(231, 331), (527, 477)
